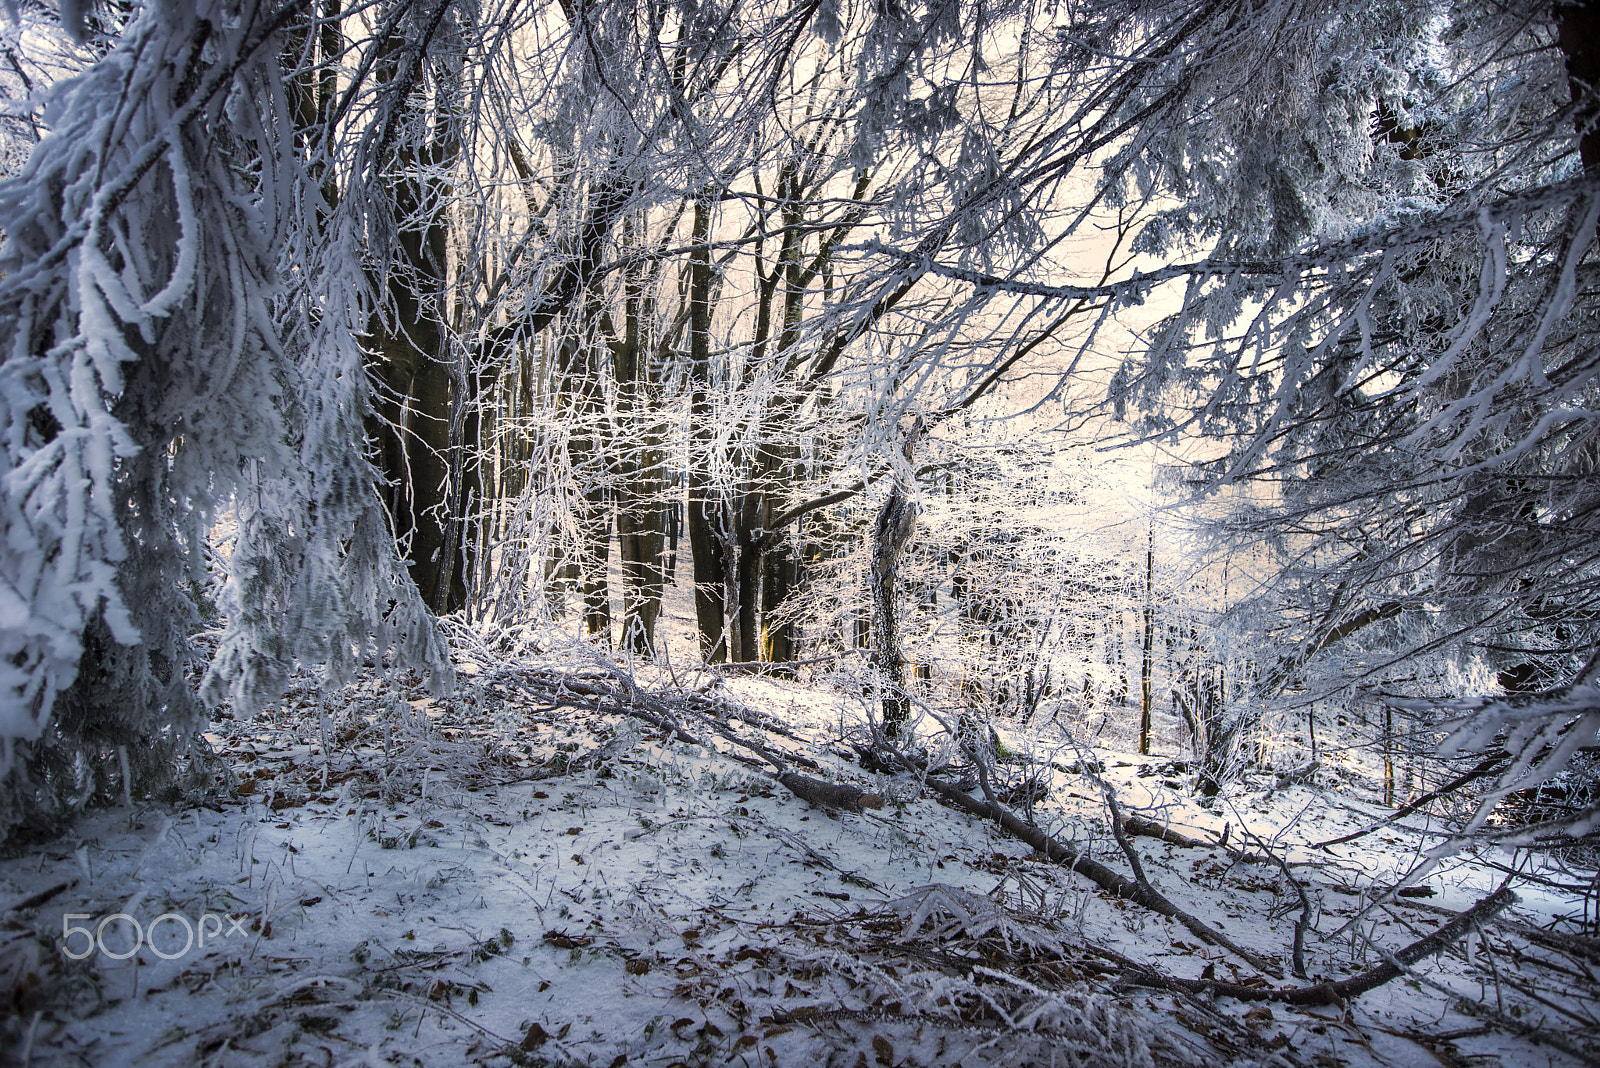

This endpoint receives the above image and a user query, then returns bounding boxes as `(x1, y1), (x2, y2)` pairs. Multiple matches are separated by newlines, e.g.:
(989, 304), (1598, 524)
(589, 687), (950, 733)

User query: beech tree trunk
(872, 422), (923, 739)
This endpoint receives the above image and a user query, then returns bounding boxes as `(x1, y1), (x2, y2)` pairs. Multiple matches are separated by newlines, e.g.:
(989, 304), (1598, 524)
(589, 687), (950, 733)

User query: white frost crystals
(0, 0), (449, 838)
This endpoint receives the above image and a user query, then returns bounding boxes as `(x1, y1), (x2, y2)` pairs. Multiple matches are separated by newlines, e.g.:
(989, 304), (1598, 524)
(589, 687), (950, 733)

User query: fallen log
(1119, 814), (1280, 865)
(776, 772), (885, 813)
(1120, 814), (1210, 849)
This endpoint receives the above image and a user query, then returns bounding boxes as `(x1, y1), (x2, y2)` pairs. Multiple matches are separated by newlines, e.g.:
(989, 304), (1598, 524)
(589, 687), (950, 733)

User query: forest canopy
(0, 0), (1596, 855)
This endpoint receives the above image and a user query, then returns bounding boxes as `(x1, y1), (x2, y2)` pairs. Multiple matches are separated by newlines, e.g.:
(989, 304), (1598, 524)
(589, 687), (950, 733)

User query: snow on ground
(2, 635), (1596, 1067)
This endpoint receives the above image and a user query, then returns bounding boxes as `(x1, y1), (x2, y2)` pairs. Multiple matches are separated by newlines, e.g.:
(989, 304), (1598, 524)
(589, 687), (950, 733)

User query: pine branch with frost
(0, 0), (449, 836)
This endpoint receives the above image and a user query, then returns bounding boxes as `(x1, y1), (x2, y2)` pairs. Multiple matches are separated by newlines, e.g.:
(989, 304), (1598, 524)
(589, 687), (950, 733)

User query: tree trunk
(617, 487), (663, 655)
(871, 422), (923, 739)
(558, 292), (613, 646)
(686, 194), (729, 661)
(733, 532), (760, 663)
(761, 539), (798, 665)
(742, 419), (802, 667)
(366, 31), (468, 615)
(1383, 703), (1396, 807)
(614, 240), (666, 657)
(1138, 529), (1154, 755)
(432, 358), (482, 616)
(1558, 2), (1600, 179)
(745, 185), (809, 667)
(581, 502), (612, 644)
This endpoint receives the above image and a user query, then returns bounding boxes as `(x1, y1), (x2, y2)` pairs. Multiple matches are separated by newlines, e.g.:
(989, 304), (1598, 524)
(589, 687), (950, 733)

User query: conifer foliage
(0, 0), (449, 844)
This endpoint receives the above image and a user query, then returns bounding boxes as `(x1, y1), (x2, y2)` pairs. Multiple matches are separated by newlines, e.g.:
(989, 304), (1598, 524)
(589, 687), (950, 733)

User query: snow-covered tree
(0, 0), (449, 844)
(800, 0), (1600, 828)
(1080, 1), (1600, 832)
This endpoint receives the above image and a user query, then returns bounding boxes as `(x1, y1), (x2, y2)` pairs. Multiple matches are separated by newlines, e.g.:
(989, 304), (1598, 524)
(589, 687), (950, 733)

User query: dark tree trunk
(733, 532), (759, 663)
(581, 503), (612, 644)
(686, 195), (729, 661)
(761, 540), (798, 665)
(614, 238), (666, 657)
(738, 182), (809, 667)
(558, 292), (613, 646)
(1139, 529), (1155, 755)
(617, 491), (663, 655)
(365, 30), (468, 615)
(1558, 2), (1600, 179)
(731, 434), (800, 666)
(432, 358), (482, 616)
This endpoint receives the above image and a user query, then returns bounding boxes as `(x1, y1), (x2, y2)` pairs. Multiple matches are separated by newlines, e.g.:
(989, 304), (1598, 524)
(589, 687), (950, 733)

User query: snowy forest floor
(3, 628), (1598, 1068)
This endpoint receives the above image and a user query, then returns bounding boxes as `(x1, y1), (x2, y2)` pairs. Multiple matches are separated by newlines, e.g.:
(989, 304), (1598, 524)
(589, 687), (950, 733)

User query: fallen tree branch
(492, 667), (704, 747)
(1093, 885), (1517, 1006)
(2, 880), (76, 914)
(1356, 913), (1597, 1063)
(1315, 751), (1509, 850)
(1118, 814), (1282, 865)
(489, 663), (878, 812)
(915, 770), (1278, 974)
(1404, 897), (1600, 965)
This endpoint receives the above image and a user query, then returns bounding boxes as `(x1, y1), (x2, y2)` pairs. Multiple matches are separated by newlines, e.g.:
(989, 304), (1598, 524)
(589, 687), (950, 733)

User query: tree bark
(872, 422), (923, 738)
(1098, 887), (1516, 1006)
(558, 292), (613, 646)
(1558, 1), (1600, 179)
(614, 237), (666, 656)
(365, 28), (468, 615)
(1139, 528), (1154, 755)
(686, 194), (729, 661)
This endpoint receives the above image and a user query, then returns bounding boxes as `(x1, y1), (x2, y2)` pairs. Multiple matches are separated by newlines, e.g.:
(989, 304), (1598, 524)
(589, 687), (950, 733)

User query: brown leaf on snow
(872, 1033), (895, 1065)
(520, 1022), (550, 1050)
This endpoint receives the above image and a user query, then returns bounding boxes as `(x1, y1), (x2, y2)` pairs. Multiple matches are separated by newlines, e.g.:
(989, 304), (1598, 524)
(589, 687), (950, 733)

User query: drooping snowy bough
(0, 0), (449, 845)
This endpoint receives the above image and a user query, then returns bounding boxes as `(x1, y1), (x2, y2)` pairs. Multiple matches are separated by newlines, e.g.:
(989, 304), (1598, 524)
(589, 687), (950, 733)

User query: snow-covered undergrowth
(2, 635), (1595, 1067)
